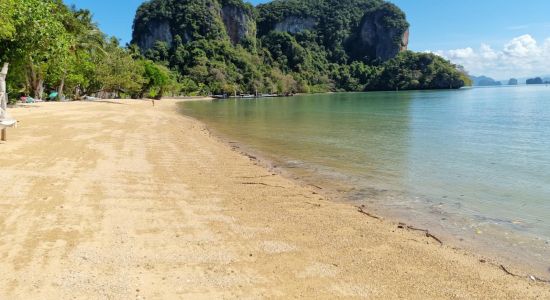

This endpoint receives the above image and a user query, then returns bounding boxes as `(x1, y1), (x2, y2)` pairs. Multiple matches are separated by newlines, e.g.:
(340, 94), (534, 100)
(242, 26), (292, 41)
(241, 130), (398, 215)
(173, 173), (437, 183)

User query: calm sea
(180, 85), (550, 277)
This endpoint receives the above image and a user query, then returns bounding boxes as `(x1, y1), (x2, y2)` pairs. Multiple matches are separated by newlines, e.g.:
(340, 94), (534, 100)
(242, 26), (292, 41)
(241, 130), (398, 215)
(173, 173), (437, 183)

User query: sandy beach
(1, 99), (549, 299)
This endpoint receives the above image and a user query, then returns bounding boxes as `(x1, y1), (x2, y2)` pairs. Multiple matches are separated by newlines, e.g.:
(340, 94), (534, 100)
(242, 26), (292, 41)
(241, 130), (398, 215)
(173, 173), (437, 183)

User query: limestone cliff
(356, 2), (409, 61)
(274, 17), (316, 34)
(257, 0), (408, 62)
(135, 19), (174, 51)
(132, 0), (255, 51)
(133, 0), (409, 62)
(131, 0), (466, 93)
(359, 9), (409, 61)
(221, 4), (255, 44)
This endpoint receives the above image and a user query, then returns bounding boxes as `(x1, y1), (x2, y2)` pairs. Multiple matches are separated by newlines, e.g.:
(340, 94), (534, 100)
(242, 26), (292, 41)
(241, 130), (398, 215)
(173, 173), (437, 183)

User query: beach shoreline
(1, 99), (549, 298)
(179, 96), (550, 281)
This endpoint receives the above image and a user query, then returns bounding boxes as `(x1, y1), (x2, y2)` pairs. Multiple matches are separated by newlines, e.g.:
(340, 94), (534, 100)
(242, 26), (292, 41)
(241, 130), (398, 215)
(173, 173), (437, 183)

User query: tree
(139, 60), (177, 99)
(94, 38), (145, 98)
(0, 0), (72, 99)
(373, 51), (467, 90)
(53, 6), (106, 100)
(0, 0), (16, 41)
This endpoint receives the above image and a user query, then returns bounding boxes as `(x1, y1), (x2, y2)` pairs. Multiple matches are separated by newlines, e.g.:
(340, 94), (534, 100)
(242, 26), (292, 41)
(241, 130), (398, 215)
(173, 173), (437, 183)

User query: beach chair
(0, 108), (16, 141)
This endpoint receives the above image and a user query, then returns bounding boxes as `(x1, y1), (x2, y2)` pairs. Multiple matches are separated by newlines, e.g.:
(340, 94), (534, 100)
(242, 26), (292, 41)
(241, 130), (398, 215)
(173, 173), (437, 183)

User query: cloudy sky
(435, 34), (550, 79)
(66, 0), (550, 79)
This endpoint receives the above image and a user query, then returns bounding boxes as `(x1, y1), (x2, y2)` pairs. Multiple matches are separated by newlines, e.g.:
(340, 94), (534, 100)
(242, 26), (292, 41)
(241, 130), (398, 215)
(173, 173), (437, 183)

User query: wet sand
(0, 99), (549, 299)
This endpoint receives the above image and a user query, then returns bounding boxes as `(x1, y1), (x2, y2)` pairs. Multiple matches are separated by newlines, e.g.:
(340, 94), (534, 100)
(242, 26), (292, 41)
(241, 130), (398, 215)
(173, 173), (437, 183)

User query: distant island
(469, 76), (550, 86)
(470, 75), (501, 86)
(526, 77), (550, 85)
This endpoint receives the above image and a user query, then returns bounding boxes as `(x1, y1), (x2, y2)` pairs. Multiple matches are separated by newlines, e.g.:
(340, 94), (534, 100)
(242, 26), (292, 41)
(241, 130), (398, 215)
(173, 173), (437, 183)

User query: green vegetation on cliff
(0, 0), (470, 102)
(132, 0), (470, 95)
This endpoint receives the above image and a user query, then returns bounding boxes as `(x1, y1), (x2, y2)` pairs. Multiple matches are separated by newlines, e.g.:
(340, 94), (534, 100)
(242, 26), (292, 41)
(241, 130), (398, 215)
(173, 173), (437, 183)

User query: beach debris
(500, 265), (520, 277)
(241, 182), (286, 189)
(244, 153), (257, 160)
(400, 224), (443, 245)
(499, 265), (550, 283)
(425, 232), (443, 245)
(533, 275), (550, 283)
(235, 174), (274, 179)
(356, 206), (381, 220)
(305, 202), (321, 208)
(308, 184), (323, 190)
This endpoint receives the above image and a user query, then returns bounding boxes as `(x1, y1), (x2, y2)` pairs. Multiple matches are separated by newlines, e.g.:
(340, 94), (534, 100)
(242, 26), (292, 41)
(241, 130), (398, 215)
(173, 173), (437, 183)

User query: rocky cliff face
(360, 17), (409, 61)
(136, 20), (174, 51)
(132, 0), (254, 51)
(274, 17), (316, 34)
(359, 3), (409, 61)
(257, 1), (408, 62)
(133, 0), (409, 62)
(221, 5), (254, 44)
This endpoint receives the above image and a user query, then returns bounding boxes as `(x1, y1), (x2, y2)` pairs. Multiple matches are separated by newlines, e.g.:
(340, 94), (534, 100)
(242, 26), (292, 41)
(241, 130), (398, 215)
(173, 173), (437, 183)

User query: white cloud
(447, 47), (475, 59)
(503, 35), (540, 57)
(435, 34), (550, 79)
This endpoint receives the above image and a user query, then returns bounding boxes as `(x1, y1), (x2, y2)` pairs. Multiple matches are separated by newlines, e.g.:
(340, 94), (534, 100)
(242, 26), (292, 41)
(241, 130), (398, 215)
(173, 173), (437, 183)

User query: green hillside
(132, 0), (470, 94)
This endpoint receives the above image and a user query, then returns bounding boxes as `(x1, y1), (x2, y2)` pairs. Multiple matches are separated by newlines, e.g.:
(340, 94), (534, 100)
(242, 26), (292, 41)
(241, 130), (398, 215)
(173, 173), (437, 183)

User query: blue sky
(64, 0), (550, 78)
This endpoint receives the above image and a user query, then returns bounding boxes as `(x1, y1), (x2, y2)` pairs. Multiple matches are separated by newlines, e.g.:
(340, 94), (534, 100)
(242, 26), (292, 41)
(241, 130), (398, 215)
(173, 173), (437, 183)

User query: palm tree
(57, 7), (107, 100)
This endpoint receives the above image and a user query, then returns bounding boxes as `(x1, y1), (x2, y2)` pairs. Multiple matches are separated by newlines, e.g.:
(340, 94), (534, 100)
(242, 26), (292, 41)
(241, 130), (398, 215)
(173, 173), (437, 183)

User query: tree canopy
(0, 0), (180, 102)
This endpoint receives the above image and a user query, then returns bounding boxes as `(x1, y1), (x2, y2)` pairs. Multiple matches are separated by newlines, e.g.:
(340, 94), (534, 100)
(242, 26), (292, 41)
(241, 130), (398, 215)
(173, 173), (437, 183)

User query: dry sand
(0, 99), (549, 299)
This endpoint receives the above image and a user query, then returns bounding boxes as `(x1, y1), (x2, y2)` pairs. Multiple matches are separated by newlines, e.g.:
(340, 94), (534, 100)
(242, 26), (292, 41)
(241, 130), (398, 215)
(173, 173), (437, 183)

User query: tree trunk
(75, 85), (81, 100)
(34, 79), (44, 100)
(58, 73), (66, 101)
(28, 63), (44, 99)
(1, 63), (9, 141)
(0, 63), (9, 119)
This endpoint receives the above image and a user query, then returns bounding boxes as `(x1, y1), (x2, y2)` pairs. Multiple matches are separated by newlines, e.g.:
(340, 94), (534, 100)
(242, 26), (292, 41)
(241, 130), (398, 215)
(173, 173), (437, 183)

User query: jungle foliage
(0, 0), (470, 102)
(0, 0), (178, 102)
(132, 0), (469, 95)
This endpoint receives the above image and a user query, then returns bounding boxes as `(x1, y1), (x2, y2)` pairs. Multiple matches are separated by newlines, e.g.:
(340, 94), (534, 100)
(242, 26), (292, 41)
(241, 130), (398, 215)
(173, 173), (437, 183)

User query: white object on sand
(0, 118), (16, 128)
(0, 63), (16, 141)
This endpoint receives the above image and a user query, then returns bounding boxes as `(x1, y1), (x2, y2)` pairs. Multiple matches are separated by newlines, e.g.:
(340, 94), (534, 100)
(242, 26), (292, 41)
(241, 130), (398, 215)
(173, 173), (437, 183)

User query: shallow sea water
(181, 85), (550, 277)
